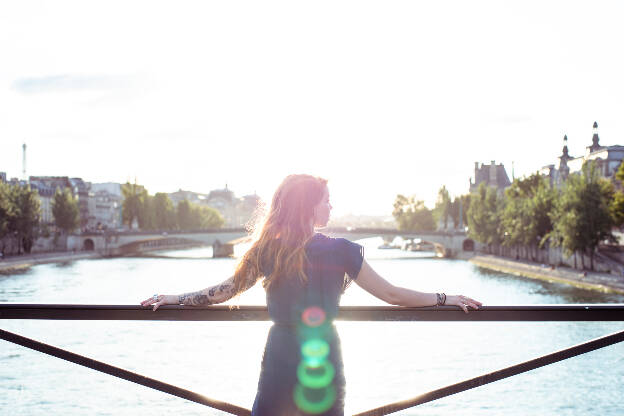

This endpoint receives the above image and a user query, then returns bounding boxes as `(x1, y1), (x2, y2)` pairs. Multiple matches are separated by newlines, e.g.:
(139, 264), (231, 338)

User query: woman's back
(264, 233), (363, 324)
(251, 233), (363, 416)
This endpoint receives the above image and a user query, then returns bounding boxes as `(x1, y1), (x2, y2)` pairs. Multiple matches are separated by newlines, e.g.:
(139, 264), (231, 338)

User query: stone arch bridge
(69, 227), (474, 258)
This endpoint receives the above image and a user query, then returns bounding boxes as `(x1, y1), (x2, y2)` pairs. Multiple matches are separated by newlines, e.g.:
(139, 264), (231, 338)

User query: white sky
(1, 1), (624, 216)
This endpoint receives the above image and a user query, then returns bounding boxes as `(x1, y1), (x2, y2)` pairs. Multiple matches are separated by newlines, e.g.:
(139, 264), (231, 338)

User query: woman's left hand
(446, 295), (482, 313)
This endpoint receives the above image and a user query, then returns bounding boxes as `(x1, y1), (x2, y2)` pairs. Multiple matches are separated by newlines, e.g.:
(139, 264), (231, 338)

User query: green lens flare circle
(293, 384), (336, 414)
(297, 360), (335, 389)
(301, 339), (330, 362)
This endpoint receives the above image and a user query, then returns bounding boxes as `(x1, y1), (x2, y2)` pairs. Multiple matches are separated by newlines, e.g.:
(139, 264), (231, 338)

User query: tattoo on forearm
(219, 284), (233, 293)
(179, 291), (213, 306)
(192, 294), (210, 305)
(178, 281), (235, 306)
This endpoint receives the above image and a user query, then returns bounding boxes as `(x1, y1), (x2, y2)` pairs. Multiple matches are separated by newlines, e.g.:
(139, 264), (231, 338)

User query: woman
(141, 174), (481, 415)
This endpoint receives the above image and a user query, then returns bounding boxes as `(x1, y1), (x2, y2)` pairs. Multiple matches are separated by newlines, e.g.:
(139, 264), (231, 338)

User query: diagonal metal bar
(1, 304), (624, 321)
(0, 328), (251, 416)
(353, 328), (624, 416)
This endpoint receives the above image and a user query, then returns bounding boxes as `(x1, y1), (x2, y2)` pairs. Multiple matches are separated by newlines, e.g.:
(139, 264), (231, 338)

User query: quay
(470, 254), (624, 295)
(0, 250), (100, 274)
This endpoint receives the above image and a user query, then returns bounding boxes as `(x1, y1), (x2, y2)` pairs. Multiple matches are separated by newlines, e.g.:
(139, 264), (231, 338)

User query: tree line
(393, 161), (623, 270)
(392, 186), (471, 233)
(0, 182), (41, 255)
(120, 182), (224, 231)
(0, 181), (225, 255)
(0, 183), (104, 255)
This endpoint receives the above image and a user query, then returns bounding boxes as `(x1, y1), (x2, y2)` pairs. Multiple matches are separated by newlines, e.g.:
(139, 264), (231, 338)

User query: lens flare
(294, 305), (335, 413)
(302, 306), (326, 327)
(301, 339), (330, 364)
(293, 384), (336, 414)
(297, 360), (335, 389)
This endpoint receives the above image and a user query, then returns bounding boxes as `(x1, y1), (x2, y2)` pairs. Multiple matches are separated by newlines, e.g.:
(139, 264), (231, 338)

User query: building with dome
(168, 185), (261, 227)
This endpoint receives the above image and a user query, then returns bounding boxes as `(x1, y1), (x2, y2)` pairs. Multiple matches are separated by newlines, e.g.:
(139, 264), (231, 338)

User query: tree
(52, 188), (80, 234)
(0, 182), (13, 241)
(176, 200), (225, 230)
(501, 174), (555, 260)
(392, 194), (435, 232)
(433, 186), (451, 229)
(460, 194), (471, 229)
(448, 194), (470, 230)
(195, 205), (225, 228)
(177, 199), (193, 230)
(531, 180), (556, 248)
(611, 191), (624, 226)
(549, 162), (615, 270)
(121, 182), (148, 229)
(138, 195), (155, 230)
(610, 161), (624, 226)
(152, 193), (176, 229)
(467, 184), (504, 253)
(7, 185), (41, 254)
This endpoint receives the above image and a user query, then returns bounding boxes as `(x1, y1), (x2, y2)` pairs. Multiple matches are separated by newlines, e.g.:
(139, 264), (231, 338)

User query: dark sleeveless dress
(251, 233), (364, 416)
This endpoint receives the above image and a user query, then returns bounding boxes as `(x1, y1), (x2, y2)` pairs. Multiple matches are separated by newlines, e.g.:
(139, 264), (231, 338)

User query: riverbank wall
(0, 251), (101, 274)
(0, 242), (211, 274)
(469, 254), (624, 294)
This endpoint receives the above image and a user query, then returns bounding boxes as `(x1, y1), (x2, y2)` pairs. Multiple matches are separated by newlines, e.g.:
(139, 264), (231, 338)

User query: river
(1, 237), (623, 415)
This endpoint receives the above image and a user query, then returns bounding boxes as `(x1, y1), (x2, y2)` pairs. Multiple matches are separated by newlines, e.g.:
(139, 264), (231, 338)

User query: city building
(168, 185), (261, 227)
(28, 176), (96, 229)
(69, 178), (91, 228)
(29, 177), (74, 226)
(29, 176), (73, 191)
(236, 193), (262, 227)
(169, 189), (205, 206)
(469, 160), (511, 194)
(91, 182), (122, 197)
(91, 190), (122, 230)
(9, 177), (26, 187)
(32, 185), (56, 224)
(0, 172), (6, 183)
(540, 122), (624, 187)
(204, 186), (236, 225)
(203, 186), (261, 227)
(90, 183), (123, 230)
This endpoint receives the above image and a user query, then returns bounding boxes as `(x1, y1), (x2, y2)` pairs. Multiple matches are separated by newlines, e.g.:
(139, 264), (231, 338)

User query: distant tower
(22, 143), (27, 180)
(588, 121), (602, 153)
(562, 134), (569, 157)
(559, 134), (571, 180)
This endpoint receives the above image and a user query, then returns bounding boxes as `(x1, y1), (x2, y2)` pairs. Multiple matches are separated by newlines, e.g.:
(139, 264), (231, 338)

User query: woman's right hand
(446, 295), (481, 313)
(140, 294), (179, 311)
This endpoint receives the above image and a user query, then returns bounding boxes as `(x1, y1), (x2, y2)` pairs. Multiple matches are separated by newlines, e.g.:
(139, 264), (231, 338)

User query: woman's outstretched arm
(354, 260), (481, 313)
(140, 274), (257, 311)
(177, 276), (237, 306)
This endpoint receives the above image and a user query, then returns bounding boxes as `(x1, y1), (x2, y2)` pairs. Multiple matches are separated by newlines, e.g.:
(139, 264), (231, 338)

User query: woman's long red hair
(231, 174), (328, 295)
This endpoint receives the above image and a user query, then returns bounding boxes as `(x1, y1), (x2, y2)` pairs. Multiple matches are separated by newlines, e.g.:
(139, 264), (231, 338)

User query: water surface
(1, 238), (623, 415)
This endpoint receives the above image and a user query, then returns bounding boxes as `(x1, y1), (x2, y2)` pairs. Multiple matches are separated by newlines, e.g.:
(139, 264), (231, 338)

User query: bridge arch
(83, 239), (95, 251)
(462, 238), (475, 251)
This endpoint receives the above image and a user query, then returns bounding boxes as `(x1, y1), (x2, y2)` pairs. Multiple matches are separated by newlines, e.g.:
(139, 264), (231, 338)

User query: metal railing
(2, 304), (624, 415)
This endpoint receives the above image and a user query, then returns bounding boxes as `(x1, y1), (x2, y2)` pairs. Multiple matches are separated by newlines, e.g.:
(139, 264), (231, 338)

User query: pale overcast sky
(1, 1), (623, 215)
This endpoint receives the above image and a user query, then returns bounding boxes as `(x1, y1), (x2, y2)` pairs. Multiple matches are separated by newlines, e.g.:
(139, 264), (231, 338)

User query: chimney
(490, 160), (497, 184)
